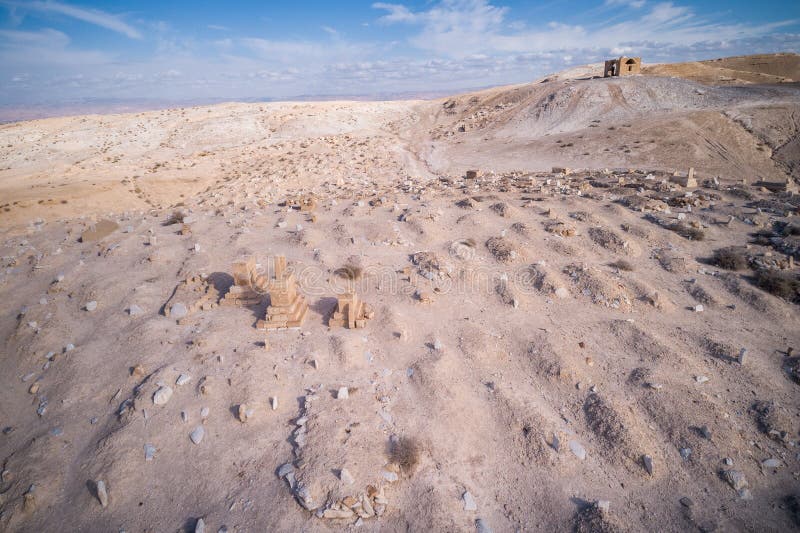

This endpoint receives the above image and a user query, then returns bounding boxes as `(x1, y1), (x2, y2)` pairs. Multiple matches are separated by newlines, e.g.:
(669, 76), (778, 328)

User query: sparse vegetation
(334, 264), (362, 280)
(163, 210), (185, 225)
(712, 247), (749, 270)
(389, 436), (420, 474)
(754, 268), (800, 302)
(609, 259), (634, 271)
(486, 236), (516, 262)
(668, 222), (705, 241)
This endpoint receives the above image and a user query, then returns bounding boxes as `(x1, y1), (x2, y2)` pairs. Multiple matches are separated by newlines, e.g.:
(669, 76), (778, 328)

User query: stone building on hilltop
(604, 56), (642, 77)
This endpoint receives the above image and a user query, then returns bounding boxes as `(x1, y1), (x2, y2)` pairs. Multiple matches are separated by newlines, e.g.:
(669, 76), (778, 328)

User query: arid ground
(1, 53), (799, 532)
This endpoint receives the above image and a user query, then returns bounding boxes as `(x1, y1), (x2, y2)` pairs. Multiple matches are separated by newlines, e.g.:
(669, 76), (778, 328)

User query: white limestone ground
(0, 54), (799, 532)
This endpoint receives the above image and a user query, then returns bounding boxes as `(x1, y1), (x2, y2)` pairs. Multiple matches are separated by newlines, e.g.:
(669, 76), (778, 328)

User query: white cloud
(605, 0), (646, 8)
(373, 0), (796, 58)
(373, 2), (417, 23)
(1, 0), (799, 108)
(2, 0), (141, 39)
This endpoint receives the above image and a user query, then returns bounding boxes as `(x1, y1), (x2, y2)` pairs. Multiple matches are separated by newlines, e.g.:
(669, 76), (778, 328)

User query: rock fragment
(190, 426), (205, 444)
(463, 491), (478, 511)
(170, 302), (188, 319)
(722, 470), (748, 491)
(642, 455), (654, 476)
(144, 443), (156, 461)
(238, 404), (253, 423)
(339, 468), (355, 485)
(569, 440), (586, 460)
(476, 519), (493, 533)
(153, 386), (173, 405)
(95, 480), (108, 507)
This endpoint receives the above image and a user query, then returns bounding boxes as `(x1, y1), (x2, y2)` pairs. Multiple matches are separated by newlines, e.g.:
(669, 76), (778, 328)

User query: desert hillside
(0, 54), (799, 532)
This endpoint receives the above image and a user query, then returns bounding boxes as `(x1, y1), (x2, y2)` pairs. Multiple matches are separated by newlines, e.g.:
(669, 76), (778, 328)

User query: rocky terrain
(0, 54), (799, 532)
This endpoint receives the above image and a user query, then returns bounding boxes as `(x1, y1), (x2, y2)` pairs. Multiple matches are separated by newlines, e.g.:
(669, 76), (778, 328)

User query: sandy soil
(1, 55), (799, 532)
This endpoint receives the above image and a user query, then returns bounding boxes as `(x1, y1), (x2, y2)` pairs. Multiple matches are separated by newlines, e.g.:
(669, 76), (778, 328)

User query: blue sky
(0, 0), (798, 105)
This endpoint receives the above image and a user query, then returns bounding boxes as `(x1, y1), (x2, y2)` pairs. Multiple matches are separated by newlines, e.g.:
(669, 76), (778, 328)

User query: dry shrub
(609, 259), (634, 271)
(754, 269), (800, 302)
(668, 222), (705, 241)
(574, 502), (619, 533)
(486, 237), (516, 262)
(389, 436), (420, 474)
(511, 222), (528, 235)
(588, 227), (627, 252)
(334, 264), (362, 280)
(164, 210), (185, 226)
(456, 197), (476, 209)
(490, 202), (511, 217)
(712, 247), (748, 270)
(750, 400), (793, 442)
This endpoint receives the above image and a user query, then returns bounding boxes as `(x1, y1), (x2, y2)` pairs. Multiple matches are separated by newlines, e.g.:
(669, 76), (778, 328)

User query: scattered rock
(80, 219), (119, 242)
(475, 518), (493, 533)
(128, 304), (143, 316)
(144, 443), (156, 461)
(722, 470), (748, 491)
(642, 455), (654, 475)
(323, 508), (354, 519)
(85, 300), (97, 312)
(190, 425), (205, 444)
(23, 485), (36, 512)
(153, 386), (173, 405)
(170, 302), (188, 319)
(271, 396), (278, 410)
(463, 491), (477, 511)
(195, 518), (205, 533)
(176, 374), (191, 386)
(336, 387), (349, 400)
(339, 468), (355, 485)
(762, 458), (782, 468)
(95, 480), (108, 507)
(277, 463), (294, 478)
(569, 440), (587, 460)
(238, 404), (252, 423)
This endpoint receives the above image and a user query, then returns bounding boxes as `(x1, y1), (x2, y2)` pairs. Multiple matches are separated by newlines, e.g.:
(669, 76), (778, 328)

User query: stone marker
(153, 386), (173, 405)
(339, 468), (355, 485)
(80, 219), (119, 242)
(569, 440), (587, 460)
(463, 491), (477, 511)
(190, 426), (205, 444)
(96, 480), (108, 507)
(643, 455), (654, 475)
